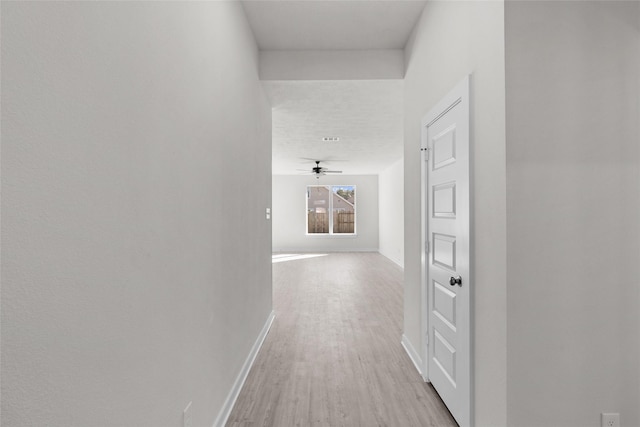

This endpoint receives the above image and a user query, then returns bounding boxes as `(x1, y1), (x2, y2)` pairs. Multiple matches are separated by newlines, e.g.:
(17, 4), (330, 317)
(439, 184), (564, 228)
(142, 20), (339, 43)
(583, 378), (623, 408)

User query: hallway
(227, 253), (456, 426)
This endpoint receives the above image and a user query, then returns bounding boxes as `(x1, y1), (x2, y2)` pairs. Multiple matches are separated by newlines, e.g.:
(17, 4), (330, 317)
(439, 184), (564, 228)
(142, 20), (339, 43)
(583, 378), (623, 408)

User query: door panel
(433, 182), (456, 218)
(432, 233), (456, 271)
(432, 125), (457, 169)
(433, 281), (457, 329)
(422, 76), (471, 427)
(433, 330), (457, 385)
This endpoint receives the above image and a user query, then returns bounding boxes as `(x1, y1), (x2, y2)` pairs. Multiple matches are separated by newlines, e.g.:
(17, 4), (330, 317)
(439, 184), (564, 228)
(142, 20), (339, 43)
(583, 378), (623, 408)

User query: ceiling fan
(299, 161), (342, 178)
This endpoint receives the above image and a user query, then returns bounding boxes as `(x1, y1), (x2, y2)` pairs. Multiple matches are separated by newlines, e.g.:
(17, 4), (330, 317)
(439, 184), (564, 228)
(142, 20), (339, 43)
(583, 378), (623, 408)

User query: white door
(422, 76), (471, 427)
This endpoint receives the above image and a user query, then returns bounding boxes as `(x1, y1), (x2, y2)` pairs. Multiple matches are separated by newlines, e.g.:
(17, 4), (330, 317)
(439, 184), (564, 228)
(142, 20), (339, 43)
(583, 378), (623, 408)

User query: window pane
(332, 186), (355, 234)
(307, 186), (330, 234)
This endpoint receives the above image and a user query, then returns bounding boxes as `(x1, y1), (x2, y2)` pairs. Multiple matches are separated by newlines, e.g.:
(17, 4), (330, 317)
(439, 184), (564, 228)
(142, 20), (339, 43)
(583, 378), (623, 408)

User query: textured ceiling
(242, 1), (426, 50)
(264, 80), (404, 175)
(243, 1), (425, 176)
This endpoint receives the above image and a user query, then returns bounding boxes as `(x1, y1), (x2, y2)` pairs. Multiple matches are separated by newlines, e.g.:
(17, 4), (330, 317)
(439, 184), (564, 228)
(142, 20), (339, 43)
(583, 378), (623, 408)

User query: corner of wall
(212, 311), (275, 427)
(403, 2), (507, 425)
(401, 334), (424, 381)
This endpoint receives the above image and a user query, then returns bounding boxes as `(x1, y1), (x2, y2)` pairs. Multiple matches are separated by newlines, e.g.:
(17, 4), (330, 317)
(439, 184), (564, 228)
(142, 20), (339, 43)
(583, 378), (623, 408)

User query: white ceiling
(242, 1), (427, 51)
(264, 80), (404, 175)
(242, 1), (426, 175)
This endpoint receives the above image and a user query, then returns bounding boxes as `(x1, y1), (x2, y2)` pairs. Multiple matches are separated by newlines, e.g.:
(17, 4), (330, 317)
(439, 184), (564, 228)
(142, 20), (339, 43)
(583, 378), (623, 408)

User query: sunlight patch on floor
(272, 253), (328, 263)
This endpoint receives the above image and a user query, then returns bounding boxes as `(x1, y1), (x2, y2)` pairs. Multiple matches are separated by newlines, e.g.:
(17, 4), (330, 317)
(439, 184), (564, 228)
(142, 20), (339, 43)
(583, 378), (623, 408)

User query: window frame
(305, 185), (357, 236)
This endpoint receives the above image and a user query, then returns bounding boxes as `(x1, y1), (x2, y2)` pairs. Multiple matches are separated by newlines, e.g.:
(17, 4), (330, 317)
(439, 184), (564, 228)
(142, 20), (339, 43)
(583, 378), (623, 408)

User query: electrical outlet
(602, 413), (620, 427)
(266, 207), (271, 220)
(183, 402), (193, 427)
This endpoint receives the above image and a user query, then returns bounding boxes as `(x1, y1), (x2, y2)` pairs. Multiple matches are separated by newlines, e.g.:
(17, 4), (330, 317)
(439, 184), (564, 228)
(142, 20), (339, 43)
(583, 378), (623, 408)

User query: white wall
(260, 49), (404, 80)
(403, 2), (507, 425)
(1, 3), (272, 426)
(378, 158), (404, 268)
(505, 2), (640, 426)
(272, 175), (378, 252)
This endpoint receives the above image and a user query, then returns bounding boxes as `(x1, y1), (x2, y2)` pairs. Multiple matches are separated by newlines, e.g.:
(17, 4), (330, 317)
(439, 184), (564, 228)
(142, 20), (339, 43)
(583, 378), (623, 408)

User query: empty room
(2, 1), (638, 427)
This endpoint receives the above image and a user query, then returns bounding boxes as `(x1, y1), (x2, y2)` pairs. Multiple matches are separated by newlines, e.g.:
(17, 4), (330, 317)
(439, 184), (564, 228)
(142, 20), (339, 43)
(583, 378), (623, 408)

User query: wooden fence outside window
(307, 211), (355, 234)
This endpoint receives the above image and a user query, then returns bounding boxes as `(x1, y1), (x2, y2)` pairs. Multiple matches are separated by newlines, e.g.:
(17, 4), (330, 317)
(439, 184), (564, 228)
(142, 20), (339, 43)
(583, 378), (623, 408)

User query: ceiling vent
(322, 137), (340, 142)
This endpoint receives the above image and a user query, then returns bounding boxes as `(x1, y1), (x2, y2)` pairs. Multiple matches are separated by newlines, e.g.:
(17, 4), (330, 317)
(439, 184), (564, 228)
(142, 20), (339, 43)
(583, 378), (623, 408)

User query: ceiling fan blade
(324, 170), (342, 173)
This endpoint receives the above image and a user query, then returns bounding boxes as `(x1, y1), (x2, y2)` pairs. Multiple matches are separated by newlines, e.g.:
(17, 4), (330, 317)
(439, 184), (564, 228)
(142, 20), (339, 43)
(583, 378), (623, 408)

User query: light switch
(266, 208), (271, 220)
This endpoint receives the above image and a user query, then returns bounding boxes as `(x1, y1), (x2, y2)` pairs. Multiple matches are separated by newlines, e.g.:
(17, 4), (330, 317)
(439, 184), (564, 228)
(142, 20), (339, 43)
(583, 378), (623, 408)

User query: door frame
(420, 75), (474, 425)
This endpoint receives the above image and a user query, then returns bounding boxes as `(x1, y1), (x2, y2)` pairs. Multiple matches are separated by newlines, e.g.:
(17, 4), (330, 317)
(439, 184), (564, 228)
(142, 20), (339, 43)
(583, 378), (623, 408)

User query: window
(306, 185), (356, 235)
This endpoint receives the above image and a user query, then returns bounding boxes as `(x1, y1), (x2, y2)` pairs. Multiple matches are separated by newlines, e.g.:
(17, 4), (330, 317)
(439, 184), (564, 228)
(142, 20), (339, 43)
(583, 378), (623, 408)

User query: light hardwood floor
(226, 252), (457, 427)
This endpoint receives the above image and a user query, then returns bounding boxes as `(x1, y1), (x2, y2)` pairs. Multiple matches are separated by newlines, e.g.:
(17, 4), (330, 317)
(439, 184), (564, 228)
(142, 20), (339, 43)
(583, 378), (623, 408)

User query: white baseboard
(212, 311), (275, 427)
(378, 250), (404, 269)
(401, 334), (425, 381)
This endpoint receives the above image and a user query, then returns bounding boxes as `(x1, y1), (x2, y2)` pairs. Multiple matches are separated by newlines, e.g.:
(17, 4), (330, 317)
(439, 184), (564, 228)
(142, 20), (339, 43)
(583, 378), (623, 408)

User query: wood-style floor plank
(226, 252), (457, 427)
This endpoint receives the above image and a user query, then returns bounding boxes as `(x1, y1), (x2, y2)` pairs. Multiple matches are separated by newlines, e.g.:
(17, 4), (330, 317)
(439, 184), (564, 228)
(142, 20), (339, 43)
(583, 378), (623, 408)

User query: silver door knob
(449, 276), (462, 286)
